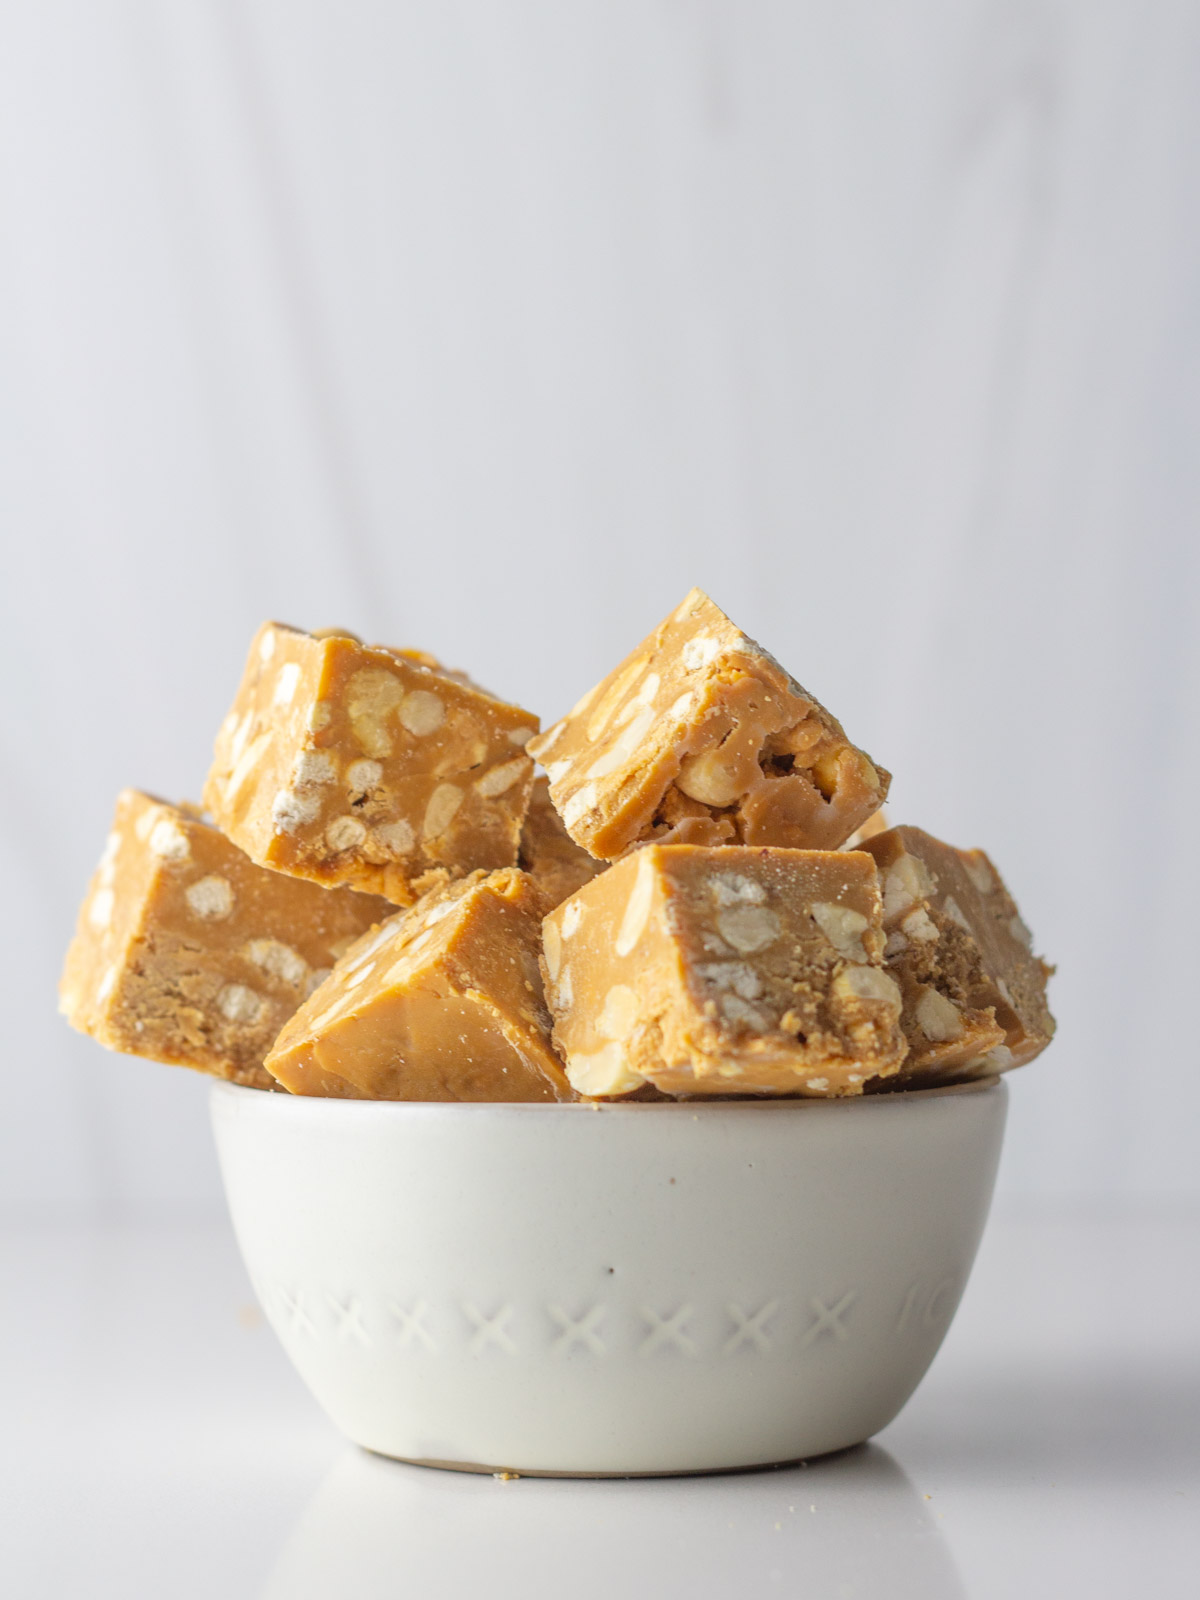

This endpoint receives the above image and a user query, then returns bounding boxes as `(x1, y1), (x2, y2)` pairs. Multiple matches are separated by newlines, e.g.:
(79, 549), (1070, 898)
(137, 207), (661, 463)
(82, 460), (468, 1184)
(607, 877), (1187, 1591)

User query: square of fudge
(541, 845), (906, 1098)
(861, 825), (1055, 1084)
(204, 623), (539, 905)
(59, 791), (392, 1087)
(265, 868), (572, 1101)
(518, 776), (606, 912)
(528, 589), (889, 860)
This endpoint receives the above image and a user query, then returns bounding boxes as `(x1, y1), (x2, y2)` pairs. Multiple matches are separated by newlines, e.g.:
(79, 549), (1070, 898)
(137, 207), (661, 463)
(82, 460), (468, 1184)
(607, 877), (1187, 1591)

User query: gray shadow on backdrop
(261, 1442), (965, 1600)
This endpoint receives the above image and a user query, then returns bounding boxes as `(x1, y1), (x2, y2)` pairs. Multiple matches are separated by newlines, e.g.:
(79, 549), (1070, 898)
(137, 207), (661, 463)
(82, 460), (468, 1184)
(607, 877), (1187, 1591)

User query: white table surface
(3, 1203), (1196, 1600)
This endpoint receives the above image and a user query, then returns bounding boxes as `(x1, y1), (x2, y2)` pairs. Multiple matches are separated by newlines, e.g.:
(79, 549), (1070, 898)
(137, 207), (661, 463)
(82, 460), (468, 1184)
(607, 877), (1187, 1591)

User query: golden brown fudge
(265, 868), (572, 1101)
(59, 791), (391, 1088)
(518, 776), (606, 912)
(861, 825), (1055, 1084)
(541, 845), (906, 1099)
(528, 590), (889, 861)
(204, 623), (539, 906)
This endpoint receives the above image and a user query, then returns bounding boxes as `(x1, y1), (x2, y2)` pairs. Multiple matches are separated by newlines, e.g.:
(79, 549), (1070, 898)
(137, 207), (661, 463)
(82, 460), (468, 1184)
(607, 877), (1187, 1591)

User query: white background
(3, 0), (1198, 1214)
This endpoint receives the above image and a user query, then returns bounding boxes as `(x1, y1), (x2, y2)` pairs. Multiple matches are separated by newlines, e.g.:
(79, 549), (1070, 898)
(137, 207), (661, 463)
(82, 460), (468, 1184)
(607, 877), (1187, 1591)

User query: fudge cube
(541, 845), (907, 1098)
(862, 825), (1055, 1083)
(59, 791), (392, 1088)
(518, 776), (606, 912)
(528, 589), (888, 860)
(265, 868), (572, 1101)
(204, 623), (539, 906)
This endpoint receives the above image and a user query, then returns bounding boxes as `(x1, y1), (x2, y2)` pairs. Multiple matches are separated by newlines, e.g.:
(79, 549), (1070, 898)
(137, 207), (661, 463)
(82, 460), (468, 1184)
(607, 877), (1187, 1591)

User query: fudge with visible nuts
(265, 868), (572, 1101)
(59, 791), (392, 1088)
(861, 825), (1055, 1084)
(204, 623), (539, 906)
(518, 776), (606, 912)
(541, 845), (907, 1099)
(528, 590), (889, 861)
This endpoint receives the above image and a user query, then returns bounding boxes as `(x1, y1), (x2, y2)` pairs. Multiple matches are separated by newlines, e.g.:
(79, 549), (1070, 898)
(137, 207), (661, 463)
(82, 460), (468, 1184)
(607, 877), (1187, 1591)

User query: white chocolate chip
(185, 875), (234, 921)
(423, 783), (463, 840)
(915, 988), (964, 1042)
(245, 938), (307, 986)
(615, 852), (656, 957)
(307, 701), (332, 734)
(508, 726), (536, 747)
(561, 899), (584, 939)
(719, 994), (770, 1030)
(715, 904), (780, 955)
(344, 962), (374, 990)
(227, 711), (253, 766)
(544, 760), (571, 785)
(293, 750), (336, 787)
(217, 983), (264, 1024)
(476, 757), (528, 798)
(884, 930), (909, 958)
(833, 965), (902, 1008)
(1009, 914), (1033, 950)
(273, 661), (301, 707)
(597, 984), (639, 1041)
(96, 966), (117, 1003)
(258, 629), (276, 662)
(148, 817), (190, 863)
(882, 855), (936, 920)
(695, 961), (763, 1000)
(346, 758), (383, 793)
(399, 690), (445, 737)
(373, 819), (415, 855)
(326, 815), (368, 852)
(964, 857), (994, 896)
(562, 783), (598, 830)
(812, 902), (870, 960)
(668, 692), (693, 721)
(807, 1077), (831, 1093)
(555, 966), (574, 1010)
(942, 896), (972, 933)
(587, 706), (656, 780)
(711, 874), (767, 906)
(272, 788), (321, 834)
(682, 634), (721, 671)
(88, 888), (115, 931)
(900, 907), (939, 944)
(586, 660), (646, 743)
(565, 1042), (646, 1097)
(964, 1044), (1014, 1074)
(543, 920), (563, 982)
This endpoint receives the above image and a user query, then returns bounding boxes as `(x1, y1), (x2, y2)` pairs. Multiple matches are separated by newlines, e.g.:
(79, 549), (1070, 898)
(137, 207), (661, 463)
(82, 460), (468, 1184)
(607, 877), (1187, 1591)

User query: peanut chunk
(541, 845), (906, 1099)
(517, 776), (606, 912)
(861, 825), (1055, 1086)
(528, 590), (889, 860)
(265, 869), (572, 1102)
(58, 791), (391, 1088)
(204, 623), (539, 906)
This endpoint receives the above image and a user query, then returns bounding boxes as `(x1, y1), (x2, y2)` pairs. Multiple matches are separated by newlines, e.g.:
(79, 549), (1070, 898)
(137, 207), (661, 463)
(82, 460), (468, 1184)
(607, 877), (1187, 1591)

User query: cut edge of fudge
(203, 622), (540, 905)
(528, 589), (889, 861)
(541, 844), (908, 1100)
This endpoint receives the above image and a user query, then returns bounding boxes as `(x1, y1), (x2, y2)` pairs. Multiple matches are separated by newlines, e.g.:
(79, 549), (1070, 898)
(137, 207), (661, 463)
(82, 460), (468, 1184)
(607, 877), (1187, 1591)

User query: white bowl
(211, 1077), (1006, 1476)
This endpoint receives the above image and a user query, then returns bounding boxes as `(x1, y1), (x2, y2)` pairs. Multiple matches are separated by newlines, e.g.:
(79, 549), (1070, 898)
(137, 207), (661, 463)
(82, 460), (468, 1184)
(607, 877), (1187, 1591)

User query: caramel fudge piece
(861, 826), (1055, 1084)
(528, 590), (889, 861)
(265, 868), (572, 1101)
(518, 776), (606, 912)
(59, 791), (391, 1088)
(204, 624), (539, 906)
(542, 845), (906, 1099)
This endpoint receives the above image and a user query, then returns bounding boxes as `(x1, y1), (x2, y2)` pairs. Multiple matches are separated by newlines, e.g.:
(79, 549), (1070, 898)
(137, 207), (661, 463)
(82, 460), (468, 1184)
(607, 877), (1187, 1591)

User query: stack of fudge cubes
(61, 591), (1054, 1101)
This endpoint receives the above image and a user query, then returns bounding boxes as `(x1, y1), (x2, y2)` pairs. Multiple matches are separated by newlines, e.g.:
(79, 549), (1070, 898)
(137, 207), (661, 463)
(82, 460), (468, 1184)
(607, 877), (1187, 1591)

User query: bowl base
(363, 1442), (866, 1480)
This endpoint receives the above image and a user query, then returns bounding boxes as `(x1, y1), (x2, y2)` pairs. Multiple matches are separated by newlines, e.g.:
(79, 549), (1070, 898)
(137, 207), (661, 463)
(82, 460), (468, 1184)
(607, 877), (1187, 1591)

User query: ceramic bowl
(211, 1077), (1006, 1476)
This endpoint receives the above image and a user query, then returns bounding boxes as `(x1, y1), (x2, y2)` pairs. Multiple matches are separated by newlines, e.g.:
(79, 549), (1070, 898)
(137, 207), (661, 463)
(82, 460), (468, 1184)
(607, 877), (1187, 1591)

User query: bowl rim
(211, 1075), (1002, 1118)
